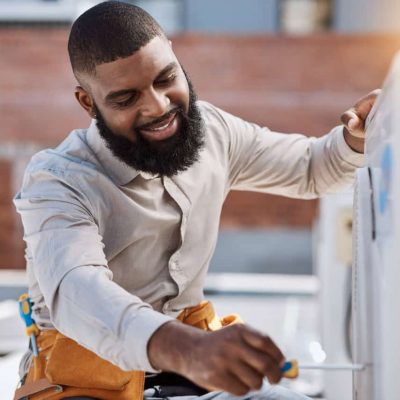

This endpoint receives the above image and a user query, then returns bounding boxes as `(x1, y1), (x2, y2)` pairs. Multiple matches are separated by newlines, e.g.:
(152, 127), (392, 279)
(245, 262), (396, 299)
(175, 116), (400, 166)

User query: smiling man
(13, 2), (376, 400)
(76, 35), (205, 177)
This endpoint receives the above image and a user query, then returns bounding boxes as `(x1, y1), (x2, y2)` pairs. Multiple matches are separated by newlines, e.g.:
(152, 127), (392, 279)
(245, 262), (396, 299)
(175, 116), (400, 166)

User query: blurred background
(2, 0), (400, 273)
(0, 0), (400, 399)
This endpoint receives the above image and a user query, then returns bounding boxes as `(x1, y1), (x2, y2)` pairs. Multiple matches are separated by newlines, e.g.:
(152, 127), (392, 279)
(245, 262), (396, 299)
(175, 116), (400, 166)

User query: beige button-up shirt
(14, 101), (364, 373)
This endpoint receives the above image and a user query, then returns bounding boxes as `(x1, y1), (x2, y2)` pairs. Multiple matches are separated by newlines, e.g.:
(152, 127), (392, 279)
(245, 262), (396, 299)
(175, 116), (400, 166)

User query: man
(14, 2), (376, 400)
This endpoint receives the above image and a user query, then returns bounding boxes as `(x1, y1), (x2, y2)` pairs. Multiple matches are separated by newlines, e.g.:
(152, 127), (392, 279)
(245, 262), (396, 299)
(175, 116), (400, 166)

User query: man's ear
(75, 86), (96, 119)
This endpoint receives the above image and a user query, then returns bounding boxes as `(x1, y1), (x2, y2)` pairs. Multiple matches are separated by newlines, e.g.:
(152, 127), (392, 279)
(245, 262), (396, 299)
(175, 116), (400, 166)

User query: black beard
(94, 78), (204, 177)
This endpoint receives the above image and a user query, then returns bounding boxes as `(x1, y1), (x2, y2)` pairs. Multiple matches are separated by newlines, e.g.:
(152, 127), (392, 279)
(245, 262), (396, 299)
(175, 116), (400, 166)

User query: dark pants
(61, 371), (206, 399)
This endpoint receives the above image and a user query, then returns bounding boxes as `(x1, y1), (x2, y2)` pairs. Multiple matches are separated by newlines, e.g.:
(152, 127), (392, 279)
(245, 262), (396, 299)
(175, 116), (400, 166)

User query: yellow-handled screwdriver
(18, 294), (39, 357)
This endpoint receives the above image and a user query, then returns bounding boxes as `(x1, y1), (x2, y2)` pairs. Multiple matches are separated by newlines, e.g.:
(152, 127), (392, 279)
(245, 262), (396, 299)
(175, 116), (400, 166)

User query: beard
(94, 76), (204, 177)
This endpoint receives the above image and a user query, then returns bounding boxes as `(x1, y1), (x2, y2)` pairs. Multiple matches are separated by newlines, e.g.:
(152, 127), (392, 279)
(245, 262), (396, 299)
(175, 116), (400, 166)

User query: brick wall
(0, 160), (25, 269)
(1, 29), (400, 268)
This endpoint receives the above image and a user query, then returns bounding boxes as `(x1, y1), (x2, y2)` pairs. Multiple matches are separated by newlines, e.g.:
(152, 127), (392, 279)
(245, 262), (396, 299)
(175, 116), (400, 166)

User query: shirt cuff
(123, 307), (175, 372)
(334, 125), (365, 168)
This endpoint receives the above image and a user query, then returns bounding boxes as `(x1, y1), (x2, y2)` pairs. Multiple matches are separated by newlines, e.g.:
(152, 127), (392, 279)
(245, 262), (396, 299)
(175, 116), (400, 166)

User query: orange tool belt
(14, 301), (242, 400)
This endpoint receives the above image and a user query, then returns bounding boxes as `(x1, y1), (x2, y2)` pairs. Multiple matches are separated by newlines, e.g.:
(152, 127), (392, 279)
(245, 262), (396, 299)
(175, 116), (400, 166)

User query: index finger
(240, 326), (285, 366)
(352, 89), (381, 121)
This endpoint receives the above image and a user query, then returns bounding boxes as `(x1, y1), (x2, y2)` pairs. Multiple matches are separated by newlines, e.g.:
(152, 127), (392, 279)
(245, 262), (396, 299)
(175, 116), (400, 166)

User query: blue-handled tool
(18, 294), (40, 357)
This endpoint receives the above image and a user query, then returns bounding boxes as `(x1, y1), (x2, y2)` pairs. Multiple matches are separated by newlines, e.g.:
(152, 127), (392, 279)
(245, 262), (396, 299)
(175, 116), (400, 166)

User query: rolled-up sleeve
(213, 105), (365, 198)
(14, 167), (173, 372)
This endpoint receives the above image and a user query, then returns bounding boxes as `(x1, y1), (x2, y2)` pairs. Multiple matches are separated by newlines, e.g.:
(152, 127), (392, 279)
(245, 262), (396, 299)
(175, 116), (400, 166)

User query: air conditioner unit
(314, 190), (353, 400)
(352, 51), (400, 400)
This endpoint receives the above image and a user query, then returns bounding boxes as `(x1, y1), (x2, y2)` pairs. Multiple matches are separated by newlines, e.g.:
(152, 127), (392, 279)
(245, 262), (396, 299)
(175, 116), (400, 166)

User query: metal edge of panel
(204, 272), (319, 296)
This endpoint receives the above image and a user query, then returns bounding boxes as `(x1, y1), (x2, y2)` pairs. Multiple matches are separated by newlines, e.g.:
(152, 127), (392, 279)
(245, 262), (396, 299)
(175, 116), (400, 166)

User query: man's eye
(115, 95), (136, 108)
(156, 73), (177, 86)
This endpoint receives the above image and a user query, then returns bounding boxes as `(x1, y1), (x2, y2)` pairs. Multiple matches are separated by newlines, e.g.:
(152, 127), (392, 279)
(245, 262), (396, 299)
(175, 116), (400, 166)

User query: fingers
(236, 325), (284, 384)
(341, 89), (381, 138)
(220, 370), (254, 397)
(237, 343), (283, 384)
(229, 360), (264, 392)
(183, 324), (286, 395)
(341, 109), (360, 131)
(352, 89), (381, 124)
(241, 325), (285, 365)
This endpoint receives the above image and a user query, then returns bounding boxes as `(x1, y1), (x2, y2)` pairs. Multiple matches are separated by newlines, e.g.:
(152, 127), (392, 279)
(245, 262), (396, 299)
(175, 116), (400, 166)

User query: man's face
(77, 35), (204, 176)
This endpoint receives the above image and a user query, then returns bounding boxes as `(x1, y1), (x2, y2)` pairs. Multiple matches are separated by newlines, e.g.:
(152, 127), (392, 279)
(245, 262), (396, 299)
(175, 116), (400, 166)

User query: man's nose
(140, 88), (170, 118)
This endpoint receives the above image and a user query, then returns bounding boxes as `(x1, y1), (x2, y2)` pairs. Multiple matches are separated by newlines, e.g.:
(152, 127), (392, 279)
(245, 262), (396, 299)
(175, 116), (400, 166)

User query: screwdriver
(18, 293), (40, 357)
(281, 360), (366, 378)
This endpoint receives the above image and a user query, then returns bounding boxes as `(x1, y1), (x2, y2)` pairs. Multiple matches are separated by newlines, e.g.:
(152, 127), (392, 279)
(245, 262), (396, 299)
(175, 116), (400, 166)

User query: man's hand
(148, 321), (285, 396)
(341, 89), (381, 153)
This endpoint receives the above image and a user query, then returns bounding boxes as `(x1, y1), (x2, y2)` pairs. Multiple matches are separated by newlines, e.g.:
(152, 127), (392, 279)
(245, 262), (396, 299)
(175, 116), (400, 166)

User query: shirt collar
(86, 119), (140, 185)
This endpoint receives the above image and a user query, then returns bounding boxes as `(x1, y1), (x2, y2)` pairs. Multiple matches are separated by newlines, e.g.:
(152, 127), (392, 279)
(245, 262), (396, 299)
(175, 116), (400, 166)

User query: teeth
(149, 122), (169, 131)
(144, 114), (175, 132)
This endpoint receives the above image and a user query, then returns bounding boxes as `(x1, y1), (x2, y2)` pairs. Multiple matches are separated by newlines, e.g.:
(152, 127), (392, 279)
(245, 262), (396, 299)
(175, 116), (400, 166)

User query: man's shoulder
(16, 128), (108, 207)
(197, 100), (226, 123)
(197, 100), (245, 134)
(197, 100), (236, 141)
(26, 128), (102, 178)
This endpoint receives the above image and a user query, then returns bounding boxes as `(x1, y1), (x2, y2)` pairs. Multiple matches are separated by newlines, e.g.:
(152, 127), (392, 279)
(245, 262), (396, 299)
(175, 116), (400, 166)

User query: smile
(139, 112), (179, 142)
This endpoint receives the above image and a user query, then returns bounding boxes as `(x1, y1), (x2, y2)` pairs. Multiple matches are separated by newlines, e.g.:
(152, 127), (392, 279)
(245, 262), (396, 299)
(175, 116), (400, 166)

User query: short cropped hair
(68, 1), (165, 76)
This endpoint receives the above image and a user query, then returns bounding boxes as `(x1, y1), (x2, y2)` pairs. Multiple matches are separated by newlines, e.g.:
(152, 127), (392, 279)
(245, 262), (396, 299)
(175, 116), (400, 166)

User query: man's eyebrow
(105, 61), (178, 103)
(154, 61), (178, 80)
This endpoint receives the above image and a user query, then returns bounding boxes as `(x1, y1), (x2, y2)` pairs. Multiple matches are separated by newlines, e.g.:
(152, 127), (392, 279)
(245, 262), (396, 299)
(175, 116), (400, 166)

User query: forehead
(89, 36), (177, 93)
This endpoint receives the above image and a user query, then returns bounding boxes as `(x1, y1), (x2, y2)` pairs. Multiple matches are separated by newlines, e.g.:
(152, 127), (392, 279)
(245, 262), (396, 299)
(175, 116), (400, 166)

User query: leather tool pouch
(15, 300), (242, 400)
(177, 300), (243, 331)
(14, 330), (144, 400)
